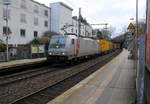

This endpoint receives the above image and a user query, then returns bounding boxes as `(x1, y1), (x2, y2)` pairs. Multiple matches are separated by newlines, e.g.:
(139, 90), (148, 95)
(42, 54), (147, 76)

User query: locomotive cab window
(49, 37), (67, 48)
(72, 39), (75, 44)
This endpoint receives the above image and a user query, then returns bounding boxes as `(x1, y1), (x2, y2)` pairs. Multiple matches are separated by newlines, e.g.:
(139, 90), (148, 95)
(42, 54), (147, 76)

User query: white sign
(39, 45), (45, 53)
(31, 45), (45, 54)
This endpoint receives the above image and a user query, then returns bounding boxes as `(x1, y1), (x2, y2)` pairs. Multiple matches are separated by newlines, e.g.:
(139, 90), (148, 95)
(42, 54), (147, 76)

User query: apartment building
(0, 1), (93, 46)
(0, 0), (50, 46)
(50, 2), (73, 34)
(72, 16), (93, 37)
(50, 2), (93, 37)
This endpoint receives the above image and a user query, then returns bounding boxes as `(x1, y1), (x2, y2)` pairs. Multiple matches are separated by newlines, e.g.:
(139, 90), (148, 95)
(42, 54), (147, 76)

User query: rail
(0, 50), (121, 104)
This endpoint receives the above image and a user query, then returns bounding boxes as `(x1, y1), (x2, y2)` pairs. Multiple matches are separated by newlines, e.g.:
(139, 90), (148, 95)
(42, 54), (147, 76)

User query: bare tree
(100, 26), (116, 40)
(29, 31), (60, 45)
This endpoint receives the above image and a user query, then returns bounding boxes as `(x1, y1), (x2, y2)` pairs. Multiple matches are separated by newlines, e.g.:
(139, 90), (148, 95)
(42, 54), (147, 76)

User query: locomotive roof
(52, 35), (77, 38)
(51, 35), (96, 41)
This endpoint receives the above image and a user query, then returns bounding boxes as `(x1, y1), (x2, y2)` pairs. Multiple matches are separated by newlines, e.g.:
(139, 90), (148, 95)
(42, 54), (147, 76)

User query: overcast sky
(35, 0), (146, 37)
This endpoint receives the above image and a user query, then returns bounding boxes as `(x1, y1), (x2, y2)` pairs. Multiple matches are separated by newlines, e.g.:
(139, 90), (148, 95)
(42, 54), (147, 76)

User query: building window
(3, 26), (11, 34)
(34, 17), (38, 26)
(44, 21), (48, 27)
(34, 31), (38, 38)
(3, 8), (10, 20)
(34, 5), (39, 14)
(72, 39), (75, 44)
(20, 13), (26, 23)
(44, 10), (48, 17)
(3, 27), (6, 34)
(20, 29), (26, 37)
(71, 28), (73, 32)
(76, 29), (77, 33)
(21, 0), (27, 9)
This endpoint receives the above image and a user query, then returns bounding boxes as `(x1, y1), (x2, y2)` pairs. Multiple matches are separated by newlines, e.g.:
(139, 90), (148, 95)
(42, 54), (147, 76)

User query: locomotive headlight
(61, 52), (65, 55)
(49, 52), (52, 55)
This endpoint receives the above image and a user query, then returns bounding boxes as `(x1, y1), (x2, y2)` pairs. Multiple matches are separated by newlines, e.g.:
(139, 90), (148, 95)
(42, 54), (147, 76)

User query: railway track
(0, 61), (48, 76)
(0, 50), (121, 104)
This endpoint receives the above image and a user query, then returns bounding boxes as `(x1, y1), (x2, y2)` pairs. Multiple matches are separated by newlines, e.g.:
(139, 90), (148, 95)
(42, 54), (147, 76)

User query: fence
(0, 44), (47, 62)
(0, 52), (6, 62)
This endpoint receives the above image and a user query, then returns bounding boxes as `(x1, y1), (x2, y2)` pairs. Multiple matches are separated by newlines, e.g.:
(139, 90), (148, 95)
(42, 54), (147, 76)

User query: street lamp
(135, 0), (138, 59)
(3, 0), (11, 61)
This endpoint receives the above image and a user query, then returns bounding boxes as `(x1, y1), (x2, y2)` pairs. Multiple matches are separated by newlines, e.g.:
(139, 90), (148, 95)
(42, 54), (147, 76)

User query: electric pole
(78, 8), (81, 37)
(3, 0), (11, 62)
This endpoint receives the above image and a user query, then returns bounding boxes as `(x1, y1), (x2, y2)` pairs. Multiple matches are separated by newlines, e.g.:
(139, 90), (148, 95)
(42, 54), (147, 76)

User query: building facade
(50, 2), (93, 37)
(50, 2), (73, 34)
(0, 1), (93, 46)
(0, 0), (50, 46)
(72, 16), (93, 37)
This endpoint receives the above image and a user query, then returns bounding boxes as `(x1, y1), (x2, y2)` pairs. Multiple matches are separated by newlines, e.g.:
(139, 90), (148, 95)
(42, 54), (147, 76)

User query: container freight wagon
(98, 40), (108, 53)
(98, 40), (113, 53)
(116, 44), (120, 49)
(113, 43), (117, 49)
(113, 43), (120, 50)
(109, 42), (113, 51)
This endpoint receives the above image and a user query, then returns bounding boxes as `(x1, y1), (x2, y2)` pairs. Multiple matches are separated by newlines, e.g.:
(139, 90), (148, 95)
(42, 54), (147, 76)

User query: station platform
(0, 58), (46, 69)
(47, 49), (136, 104)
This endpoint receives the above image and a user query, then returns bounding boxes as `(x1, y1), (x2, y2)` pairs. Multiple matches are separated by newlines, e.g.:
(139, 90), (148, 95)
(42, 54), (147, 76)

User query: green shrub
(0, 40), (6, 52)
(0, 44), (6, 52)
(31, 39), (40, 45)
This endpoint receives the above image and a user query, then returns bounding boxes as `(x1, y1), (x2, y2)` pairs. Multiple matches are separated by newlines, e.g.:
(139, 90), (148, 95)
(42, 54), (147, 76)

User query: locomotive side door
(74, 39), (80, 56)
